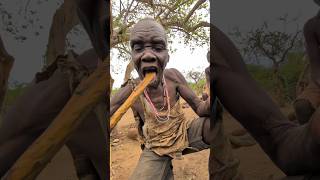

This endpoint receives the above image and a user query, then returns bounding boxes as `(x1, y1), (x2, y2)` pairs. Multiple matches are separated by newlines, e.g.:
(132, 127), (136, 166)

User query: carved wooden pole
(110, 73), (155, 130)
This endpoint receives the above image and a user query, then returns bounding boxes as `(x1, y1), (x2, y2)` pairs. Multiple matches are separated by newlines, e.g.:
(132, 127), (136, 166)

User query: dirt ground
(36, 146), (78, 180)
(34, 103), (290, 180)
(110, 105), (287, 180)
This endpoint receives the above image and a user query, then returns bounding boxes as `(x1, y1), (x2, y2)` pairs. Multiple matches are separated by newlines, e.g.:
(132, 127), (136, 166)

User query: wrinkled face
(130, 20), (169, 88)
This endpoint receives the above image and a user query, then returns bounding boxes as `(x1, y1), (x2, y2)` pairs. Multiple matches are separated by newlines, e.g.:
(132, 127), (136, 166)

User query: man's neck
(146, 82), (163, 93)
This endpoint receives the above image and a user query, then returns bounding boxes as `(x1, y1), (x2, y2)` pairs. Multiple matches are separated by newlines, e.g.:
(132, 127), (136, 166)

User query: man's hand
(202, 93), (209, 101)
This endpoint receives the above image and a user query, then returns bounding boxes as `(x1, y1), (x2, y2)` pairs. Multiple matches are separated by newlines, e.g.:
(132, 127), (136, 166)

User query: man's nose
(141, 50), (156, 62)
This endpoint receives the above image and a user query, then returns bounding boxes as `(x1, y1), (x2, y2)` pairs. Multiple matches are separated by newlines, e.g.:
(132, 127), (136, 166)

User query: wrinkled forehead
(130, 20), (167, 45)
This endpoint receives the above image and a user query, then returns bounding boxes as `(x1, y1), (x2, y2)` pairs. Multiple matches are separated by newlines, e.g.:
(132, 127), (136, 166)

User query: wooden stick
(110, 73), (156, 130)
(4, 61), (107, 180)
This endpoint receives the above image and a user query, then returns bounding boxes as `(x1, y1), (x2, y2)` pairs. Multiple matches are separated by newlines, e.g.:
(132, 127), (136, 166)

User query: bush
(188, 78), (206, 96)
(279, 53), (305, 101)
(246, 52), (305, 103)
(0, 83), (27, 121)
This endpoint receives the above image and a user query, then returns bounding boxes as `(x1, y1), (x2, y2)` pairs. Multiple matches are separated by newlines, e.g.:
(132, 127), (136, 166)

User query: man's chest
(131, 86), (180, 121)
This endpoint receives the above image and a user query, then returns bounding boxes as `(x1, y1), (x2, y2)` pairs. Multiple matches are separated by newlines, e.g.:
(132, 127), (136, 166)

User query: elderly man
(111, 18), (214, 179)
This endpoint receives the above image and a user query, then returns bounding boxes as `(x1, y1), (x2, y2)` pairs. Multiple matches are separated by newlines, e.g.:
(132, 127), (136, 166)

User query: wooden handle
(110, 73), (156, 130)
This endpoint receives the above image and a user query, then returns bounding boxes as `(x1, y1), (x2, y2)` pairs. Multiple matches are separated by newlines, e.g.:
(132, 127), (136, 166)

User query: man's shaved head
(130, 18), (167, 46)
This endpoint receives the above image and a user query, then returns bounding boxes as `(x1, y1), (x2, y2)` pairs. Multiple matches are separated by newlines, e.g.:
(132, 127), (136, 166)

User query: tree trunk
(45, 0), (79, 65)
(272, 64), (286, 107)
(0, 35), (14, 112)
(296, 55), (310, 97)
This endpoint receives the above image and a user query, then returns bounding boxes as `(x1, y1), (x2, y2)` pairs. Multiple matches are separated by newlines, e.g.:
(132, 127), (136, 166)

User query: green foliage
(111, 88), (120, 97)
(279, 52), (305, 101)
(4, 84), (27, 107)
(247, 64), (274, 91)
(187, 78), (206, 96)
(247, 52), (305, 103)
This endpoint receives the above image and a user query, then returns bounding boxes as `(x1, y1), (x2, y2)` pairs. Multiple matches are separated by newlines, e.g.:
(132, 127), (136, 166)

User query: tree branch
(122, 0), (135, 25)
(189, 21), (210, 31)
(279, 30), (301, 63)
(183, 0), (206, 24)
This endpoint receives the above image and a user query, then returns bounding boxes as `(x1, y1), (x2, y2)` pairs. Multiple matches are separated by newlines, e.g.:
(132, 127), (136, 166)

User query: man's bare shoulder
(304, 16), (320, 33)
(164, 68), (184, 83)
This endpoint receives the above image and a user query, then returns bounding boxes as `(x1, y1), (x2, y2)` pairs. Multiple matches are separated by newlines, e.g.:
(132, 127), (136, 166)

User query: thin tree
(230, 15), (303, 106)
(186, 69), (204, 84)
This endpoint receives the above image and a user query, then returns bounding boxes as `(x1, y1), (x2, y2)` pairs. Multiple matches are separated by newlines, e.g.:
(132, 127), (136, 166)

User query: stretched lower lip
(142, 72), (157, 82)
(142, 69), (158, 76)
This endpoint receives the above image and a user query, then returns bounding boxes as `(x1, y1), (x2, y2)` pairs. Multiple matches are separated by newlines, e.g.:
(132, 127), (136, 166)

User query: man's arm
(110, 83), (132, 116)
(304, 17), (320, 87)
(75, 0), (108, 60)
(168, 69), (210, 117)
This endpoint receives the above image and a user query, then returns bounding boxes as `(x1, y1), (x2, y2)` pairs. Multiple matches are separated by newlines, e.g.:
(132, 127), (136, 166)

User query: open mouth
(142, 66), (158, 76)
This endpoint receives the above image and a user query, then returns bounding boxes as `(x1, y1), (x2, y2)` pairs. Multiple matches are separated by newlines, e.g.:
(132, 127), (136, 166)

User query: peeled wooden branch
(110, 73), (156, 130)
(3, 60), (107, 180)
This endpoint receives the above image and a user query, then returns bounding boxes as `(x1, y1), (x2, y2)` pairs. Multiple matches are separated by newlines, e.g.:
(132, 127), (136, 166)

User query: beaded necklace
(143, 74), (171, 121)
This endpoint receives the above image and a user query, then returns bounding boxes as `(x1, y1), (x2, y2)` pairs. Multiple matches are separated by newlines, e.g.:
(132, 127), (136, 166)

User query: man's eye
(133, 45), (143, 52)
(152, 45), (165, 52)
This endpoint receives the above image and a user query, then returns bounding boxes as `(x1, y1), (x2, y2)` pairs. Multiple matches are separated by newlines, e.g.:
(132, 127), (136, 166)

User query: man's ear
(167, 54), (170, 63)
